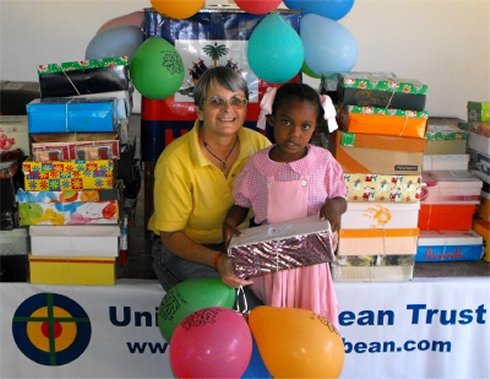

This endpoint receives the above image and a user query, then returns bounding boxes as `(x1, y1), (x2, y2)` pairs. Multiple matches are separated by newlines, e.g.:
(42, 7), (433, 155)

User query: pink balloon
(235, 0), (282, 15)
(97, 11), (144, 34)
(169, 307), (253, 378)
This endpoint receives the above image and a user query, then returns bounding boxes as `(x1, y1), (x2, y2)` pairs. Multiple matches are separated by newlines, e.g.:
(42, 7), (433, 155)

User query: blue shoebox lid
(27, 97), (127, 133)
(416, 230), (483, 262)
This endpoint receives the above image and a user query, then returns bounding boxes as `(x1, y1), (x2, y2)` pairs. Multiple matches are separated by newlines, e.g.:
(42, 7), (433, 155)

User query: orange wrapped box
(338, 228), (419, 256)
(332, 131), (426, 152)
(330, 132), (423, 175)
(338, 105), (428, 139)
(418, 204), (476, 231)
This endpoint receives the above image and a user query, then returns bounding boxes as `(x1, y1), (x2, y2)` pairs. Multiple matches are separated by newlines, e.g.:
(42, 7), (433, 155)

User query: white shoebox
(29, 225), (120, 257)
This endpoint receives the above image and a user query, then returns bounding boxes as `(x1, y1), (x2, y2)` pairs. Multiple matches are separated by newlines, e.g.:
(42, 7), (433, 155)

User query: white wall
(1, 0), (489, 119)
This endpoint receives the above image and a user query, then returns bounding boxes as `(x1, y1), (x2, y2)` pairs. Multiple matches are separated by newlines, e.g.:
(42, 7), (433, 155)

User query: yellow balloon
(151, 0), (204, 20)
(248, 306), (345, 379)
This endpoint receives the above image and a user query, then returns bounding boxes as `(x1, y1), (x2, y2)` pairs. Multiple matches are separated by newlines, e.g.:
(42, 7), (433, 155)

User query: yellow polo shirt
(147, 121), (271, 244)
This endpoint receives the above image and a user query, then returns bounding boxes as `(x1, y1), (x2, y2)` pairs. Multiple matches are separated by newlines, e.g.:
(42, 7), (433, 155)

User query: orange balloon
(248, 306), (345, 379)
(151, 0), (204, 20)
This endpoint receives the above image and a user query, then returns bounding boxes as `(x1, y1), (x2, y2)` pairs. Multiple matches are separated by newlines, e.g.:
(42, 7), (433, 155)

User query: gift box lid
(467, 101), (490, 111)
(27, 96), (127, 121)
(425, 118), (467, 141)
(339, 228), (419, 239)
(320, 71), (396, 92)
(334, 254), (415, 267)
(338, 74), (428, 95)
(22, 159), (114, 174)
(229, 215), (332, 248)
(30, 131), (120, 143)
(344, 173), (422, 202)
(422, 170), (482, 187)
(16, 187), (121, 203)
(343, 105), (428, 119)
(0, 115), (28, 132)
(29, 224), (120, 237)
(37, 57), (129, 76)
(335, 131), (427, 152)
(418, 230), (482, 246)
(468, 121), (490, 137)
(423, 154), (469, 166)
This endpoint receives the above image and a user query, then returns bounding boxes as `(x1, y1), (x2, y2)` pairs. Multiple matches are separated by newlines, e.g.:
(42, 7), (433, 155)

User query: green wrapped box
(467, 101), (490, 122)
(337, 73), (428, 111)
(425, 117), (467, 155)
(37, 57), (130, 98)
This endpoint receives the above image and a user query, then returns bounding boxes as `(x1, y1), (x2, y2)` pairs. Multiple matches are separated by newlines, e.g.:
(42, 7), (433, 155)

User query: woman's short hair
(193, 66), (249, 108)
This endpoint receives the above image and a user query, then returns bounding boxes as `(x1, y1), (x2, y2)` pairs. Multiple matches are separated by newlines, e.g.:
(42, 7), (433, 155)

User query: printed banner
(0, 278), (488, 378)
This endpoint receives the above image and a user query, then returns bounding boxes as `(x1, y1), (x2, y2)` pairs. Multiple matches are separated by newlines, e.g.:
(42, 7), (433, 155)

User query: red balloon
(235, 0), (282, 15)
(169, 307), (252, 378)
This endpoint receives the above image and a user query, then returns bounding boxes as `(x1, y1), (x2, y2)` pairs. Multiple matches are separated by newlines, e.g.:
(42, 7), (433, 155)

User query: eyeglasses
(204, 96), (248, 110)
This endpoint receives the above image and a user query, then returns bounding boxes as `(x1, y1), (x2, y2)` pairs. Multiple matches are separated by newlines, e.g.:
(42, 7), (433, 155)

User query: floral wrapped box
(344, 173), (422, 202)
(22, 160), (114, 191)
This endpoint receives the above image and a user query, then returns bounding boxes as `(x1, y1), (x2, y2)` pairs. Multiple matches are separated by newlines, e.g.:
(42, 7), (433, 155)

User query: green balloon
(158, 277), (236, 342)
(130, 37), (185, 99)
(302, 61), (321, 79)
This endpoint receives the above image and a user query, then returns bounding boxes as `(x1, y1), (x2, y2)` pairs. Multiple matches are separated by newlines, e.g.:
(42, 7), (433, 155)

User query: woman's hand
(215, 253), (253, 288)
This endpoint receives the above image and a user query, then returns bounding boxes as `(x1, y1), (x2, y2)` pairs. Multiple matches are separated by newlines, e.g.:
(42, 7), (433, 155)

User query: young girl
(223, 83), (347, 325)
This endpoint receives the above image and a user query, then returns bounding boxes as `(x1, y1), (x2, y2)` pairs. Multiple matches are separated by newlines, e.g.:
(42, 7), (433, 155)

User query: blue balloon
(247, 13), (304, 84)
(241, 338), (272, 379)
(285, 0), (355, 21)
(85, 25), (144, 60)
(300, 13), (357, 74)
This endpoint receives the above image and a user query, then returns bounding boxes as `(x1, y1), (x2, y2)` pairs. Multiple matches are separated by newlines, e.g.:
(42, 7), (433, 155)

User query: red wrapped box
(31, 140), (120, 161)
(418, 204), (476, 230)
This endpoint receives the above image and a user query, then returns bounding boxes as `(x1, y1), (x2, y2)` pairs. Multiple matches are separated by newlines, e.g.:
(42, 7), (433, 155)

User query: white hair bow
(320, 94), (338, 133)
(256, 87), (277, 131)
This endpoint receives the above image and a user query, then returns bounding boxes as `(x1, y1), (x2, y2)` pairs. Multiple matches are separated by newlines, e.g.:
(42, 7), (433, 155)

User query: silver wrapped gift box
(228, 215), (334, 279)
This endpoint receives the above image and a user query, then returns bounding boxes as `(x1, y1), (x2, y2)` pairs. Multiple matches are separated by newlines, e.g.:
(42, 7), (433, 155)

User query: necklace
(203, 138), (239, 171)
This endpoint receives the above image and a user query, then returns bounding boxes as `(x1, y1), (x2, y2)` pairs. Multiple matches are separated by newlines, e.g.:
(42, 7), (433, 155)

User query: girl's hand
(320, 197), (347, 232)
(222, 222), (244, 250)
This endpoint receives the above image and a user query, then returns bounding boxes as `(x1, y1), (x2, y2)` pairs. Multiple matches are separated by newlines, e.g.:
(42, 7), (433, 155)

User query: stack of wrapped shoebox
(16, 56), (133, 286)
(466, 101), (490, 262)
(416, 116), (484, 263)
(140, 8), (300, 226)
(327, 73), (428, 281)
(0, 116), (30, 281)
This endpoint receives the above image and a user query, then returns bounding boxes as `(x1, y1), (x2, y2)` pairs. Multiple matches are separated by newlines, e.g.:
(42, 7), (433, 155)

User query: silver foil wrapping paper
(228, 216), (334, 279)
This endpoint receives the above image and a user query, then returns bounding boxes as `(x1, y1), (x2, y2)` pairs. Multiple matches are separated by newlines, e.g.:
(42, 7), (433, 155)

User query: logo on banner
(12, 293), (91, 366)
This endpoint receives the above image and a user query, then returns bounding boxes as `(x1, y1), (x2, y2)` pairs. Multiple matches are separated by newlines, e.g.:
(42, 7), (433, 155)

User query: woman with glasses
(148, 66), (271, 295)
